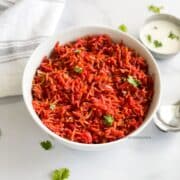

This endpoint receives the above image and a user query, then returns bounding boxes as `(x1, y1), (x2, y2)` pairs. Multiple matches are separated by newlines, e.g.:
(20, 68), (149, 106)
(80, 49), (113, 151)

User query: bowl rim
(139, 13), (180, 56)
(22, 25), (161, 150)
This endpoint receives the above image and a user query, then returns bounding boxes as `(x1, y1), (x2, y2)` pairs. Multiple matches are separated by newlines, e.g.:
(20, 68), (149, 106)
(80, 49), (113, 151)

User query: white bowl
(139, 14), (180, 60)
(22, 26), (161, 151)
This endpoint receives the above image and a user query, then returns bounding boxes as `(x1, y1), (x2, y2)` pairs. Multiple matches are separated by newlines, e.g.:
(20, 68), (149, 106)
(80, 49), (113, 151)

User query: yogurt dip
(140, 20), (180, 54)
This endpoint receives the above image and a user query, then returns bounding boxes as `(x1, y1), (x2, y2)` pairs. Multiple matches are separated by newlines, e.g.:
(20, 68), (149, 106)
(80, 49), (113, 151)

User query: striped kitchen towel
(0, 0), (65, 97)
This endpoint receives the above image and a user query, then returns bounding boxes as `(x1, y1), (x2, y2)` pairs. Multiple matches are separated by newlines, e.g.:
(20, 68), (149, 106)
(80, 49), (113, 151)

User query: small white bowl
(140, 14), (180, 60)
(22, 26), (161, 151)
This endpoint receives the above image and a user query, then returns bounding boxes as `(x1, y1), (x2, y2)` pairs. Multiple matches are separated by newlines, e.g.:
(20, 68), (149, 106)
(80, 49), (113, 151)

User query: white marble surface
(1, 0), (180, 179)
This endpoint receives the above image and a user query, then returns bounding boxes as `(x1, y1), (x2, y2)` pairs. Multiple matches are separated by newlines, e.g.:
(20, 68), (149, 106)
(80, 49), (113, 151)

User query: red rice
(32, 35), (153, 144)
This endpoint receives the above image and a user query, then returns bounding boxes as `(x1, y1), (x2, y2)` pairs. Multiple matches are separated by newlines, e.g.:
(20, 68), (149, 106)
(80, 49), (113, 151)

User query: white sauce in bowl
(140, 20), (180, 54)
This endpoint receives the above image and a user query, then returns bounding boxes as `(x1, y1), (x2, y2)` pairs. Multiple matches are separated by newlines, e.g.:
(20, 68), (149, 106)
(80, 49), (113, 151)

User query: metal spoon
(154, 101), (180, 132)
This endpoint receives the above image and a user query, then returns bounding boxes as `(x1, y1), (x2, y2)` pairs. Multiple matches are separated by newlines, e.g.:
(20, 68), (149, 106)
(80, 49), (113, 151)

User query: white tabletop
(1, 0), (180, 179)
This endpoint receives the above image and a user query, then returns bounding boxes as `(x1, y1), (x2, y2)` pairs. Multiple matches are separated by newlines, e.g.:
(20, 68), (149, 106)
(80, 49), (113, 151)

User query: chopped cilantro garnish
(118, 24), (128, 32)
(52, 168), (70, 180)
(148, 5), (163, 13)
(50, 104), (56, 110)
(127, 76), (140, 87)
(168, 31), (180, 40)
(103, 115), (114, 126)
(74, 66), (83, 73)
(74, 49), (81, 54)
(40, 140), (52, 150)
(153, 40), (163, 48)
(146, 34), (152, 43)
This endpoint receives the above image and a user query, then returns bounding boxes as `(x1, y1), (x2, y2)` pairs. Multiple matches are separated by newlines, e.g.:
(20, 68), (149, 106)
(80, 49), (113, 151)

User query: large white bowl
(22, 26), (161, 151)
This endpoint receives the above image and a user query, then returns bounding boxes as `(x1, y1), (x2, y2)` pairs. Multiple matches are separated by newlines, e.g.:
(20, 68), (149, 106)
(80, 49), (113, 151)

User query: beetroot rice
(32, 35), (154, 144)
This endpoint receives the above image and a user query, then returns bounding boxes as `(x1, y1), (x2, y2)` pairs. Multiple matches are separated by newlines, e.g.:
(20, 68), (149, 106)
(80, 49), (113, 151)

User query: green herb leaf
(52, 168), (70, 180)
(118, 24), (128, 32)
(103, 115), (114, 126)
(153, 40), (163, 48)
(168, 31), (180, 40)
(40, 140), (52, 150)
(74, 49), (81, 54)
(146, 34), (152, 43)
(74, 66), (83, 73)
(50, 104), (56, 110)
(148, 5), (163, 13)
(127, 76), (140, 87)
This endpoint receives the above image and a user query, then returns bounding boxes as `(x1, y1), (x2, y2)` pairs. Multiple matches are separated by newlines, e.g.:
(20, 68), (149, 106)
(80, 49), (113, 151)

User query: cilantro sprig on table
(148, 5), (163, 13)
(40, 140), (53, 150)
(52, 168), (70, 180)
(118, 24), (128, 32)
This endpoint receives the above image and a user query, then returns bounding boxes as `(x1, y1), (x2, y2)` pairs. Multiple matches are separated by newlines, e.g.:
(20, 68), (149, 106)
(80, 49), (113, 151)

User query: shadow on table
(0, 95), (22, 105)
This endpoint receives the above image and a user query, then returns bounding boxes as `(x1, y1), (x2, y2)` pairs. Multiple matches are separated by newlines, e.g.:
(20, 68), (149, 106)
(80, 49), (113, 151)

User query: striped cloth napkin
(0, 0), (65, 97)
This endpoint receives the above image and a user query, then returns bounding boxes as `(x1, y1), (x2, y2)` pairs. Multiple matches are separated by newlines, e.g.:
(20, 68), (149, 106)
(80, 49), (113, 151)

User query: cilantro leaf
(153, 40), (163, 48)
(127, 76), (140, 87)
(52, 168), (70, 180)
(168, 31), (180, 40)
(74, 49), (81, 54)
(40, 140), (52, 150)
(148, 5), (163, 13)
(146, 34), (152, 43)
(103, 115), (114, 126)
(118, 24), (128, 32)
(50, 104), (56, 110)
(74, 66), (83, 73)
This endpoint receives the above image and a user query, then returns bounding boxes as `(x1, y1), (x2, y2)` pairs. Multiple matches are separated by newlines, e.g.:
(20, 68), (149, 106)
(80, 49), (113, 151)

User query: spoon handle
(154, 114), (180, 132)
(167, 127), (180, 132)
